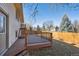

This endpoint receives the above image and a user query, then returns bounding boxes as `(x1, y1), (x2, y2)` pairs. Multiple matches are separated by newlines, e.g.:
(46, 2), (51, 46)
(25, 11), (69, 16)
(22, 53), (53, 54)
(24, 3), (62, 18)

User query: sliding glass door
(0, 11), (7, 55)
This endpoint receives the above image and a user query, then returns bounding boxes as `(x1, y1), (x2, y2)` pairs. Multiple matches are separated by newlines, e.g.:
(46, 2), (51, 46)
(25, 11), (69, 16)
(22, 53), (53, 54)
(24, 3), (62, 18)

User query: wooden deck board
(27, 35), (49, 44)
(27, 34), (52, 49)
(4, 34), (52, 56)
(4, 39), (26, 56)
(27, 42), (52, 49)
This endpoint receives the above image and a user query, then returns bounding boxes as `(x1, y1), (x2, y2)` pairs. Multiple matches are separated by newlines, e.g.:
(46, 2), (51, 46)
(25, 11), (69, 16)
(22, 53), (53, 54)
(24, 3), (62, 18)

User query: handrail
(19, 27), (52, 45)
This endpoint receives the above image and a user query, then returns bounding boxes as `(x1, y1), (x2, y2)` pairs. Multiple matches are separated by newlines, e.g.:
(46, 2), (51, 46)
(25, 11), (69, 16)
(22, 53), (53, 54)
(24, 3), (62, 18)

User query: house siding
(0, 3), (20, 47)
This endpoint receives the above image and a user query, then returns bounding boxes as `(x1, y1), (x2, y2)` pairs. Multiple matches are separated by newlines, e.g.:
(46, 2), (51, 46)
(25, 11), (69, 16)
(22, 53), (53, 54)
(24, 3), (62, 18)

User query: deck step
(28, 42), (51, 46)
(27, 42), (52, 49)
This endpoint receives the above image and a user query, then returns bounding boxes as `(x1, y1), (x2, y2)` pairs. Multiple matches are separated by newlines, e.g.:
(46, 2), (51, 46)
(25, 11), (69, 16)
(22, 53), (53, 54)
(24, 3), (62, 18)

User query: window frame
(0, 7), (9, 49)
(0, 13), (6, 34)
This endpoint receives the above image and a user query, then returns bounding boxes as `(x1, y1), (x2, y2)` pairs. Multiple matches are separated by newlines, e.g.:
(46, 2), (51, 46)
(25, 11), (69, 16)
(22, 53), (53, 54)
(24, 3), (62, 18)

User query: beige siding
(0, 3), (20, 47)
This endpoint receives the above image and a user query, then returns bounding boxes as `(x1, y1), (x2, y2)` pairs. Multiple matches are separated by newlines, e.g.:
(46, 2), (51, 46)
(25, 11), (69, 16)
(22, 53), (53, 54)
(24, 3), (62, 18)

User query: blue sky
(23, 3), (79, 27)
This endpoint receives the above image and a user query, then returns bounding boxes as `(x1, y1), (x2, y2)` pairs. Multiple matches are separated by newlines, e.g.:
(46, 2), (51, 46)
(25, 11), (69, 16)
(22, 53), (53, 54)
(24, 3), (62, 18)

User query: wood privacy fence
(52, 32), (79, 44)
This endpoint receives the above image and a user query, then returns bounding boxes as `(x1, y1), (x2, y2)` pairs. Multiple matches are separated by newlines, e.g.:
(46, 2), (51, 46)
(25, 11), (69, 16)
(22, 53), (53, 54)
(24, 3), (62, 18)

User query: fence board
(53, 32), (79, 44)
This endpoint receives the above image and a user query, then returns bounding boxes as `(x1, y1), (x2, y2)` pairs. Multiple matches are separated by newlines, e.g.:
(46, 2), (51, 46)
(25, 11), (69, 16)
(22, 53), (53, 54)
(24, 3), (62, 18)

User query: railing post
(46, 32), (47, 40)
(51, 33), (52, 40)
(24, 29), (29, 50)
(41, 31), (42, 39)
(49, 33), (52, 41)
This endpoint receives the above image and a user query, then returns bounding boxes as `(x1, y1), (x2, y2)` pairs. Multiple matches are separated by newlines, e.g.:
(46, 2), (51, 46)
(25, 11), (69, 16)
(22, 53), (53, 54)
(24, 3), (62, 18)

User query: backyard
(22, 4), (79, 56)
(23, 39), (79, 56)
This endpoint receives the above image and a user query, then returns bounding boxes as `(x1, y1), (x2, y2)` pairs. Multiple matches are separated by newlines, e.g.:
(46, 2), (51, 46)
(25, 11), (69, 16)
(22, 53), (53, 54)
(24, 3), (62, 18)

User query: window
(0, 8), (8, 55)
(0, 12), (6, 33)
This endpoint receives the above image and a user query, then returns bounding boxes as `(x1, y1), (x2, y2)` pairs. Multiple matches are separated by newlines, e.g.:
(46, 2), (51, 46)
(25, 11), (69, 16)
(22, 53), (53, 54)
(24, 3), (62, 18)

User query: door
(0, 11), (7, 55)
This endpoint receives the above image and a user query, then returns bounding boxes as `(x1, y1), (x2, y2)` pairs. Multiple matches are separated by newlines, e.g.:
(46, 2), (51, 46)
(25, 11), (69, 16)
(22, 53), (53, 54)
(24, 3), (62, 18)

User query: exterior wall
(0, 3), (20, 47)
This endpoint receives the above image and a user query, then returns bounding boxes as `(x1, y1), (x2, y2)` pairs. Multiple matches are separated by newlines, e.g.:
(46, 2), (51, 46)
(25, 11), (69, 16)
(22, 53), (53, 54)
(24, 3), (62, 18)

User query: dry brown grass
(24, 39), (79, 56)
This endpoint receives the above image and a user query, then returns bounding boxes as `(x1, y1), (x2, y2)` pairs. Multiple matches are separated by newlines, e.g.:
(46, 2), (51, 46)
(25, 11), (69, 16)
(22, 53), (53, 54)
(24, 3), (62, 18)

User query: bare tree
(23, 3), (39, 26)
(37, 25), (41, 31)
(42, 24), (46, 31)
(55, 26), (59, 31)
(29, 4), (38, 22)
(43, 21), (54, 31)
(73, 20), (79, 32)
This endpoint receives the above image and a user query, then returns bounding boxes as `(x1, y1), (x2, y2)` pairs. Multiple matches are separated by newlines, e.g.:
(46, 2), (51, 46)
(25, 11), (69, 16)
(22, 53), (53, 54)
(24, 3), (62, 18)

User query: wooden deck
(4, 34), (52, 56)
(28, 35), (50, 44)
(27, 34), (52, 49)
(4, 38), (26, 56)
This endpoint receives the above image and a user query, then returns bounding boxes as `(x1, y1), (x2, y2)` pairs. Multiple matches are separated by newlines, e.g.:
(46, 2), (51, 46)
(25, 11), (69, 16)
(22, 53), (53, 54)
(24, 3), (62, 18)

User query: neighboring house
(50, 26), (59, 32)
(0, 3), (24, 55)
